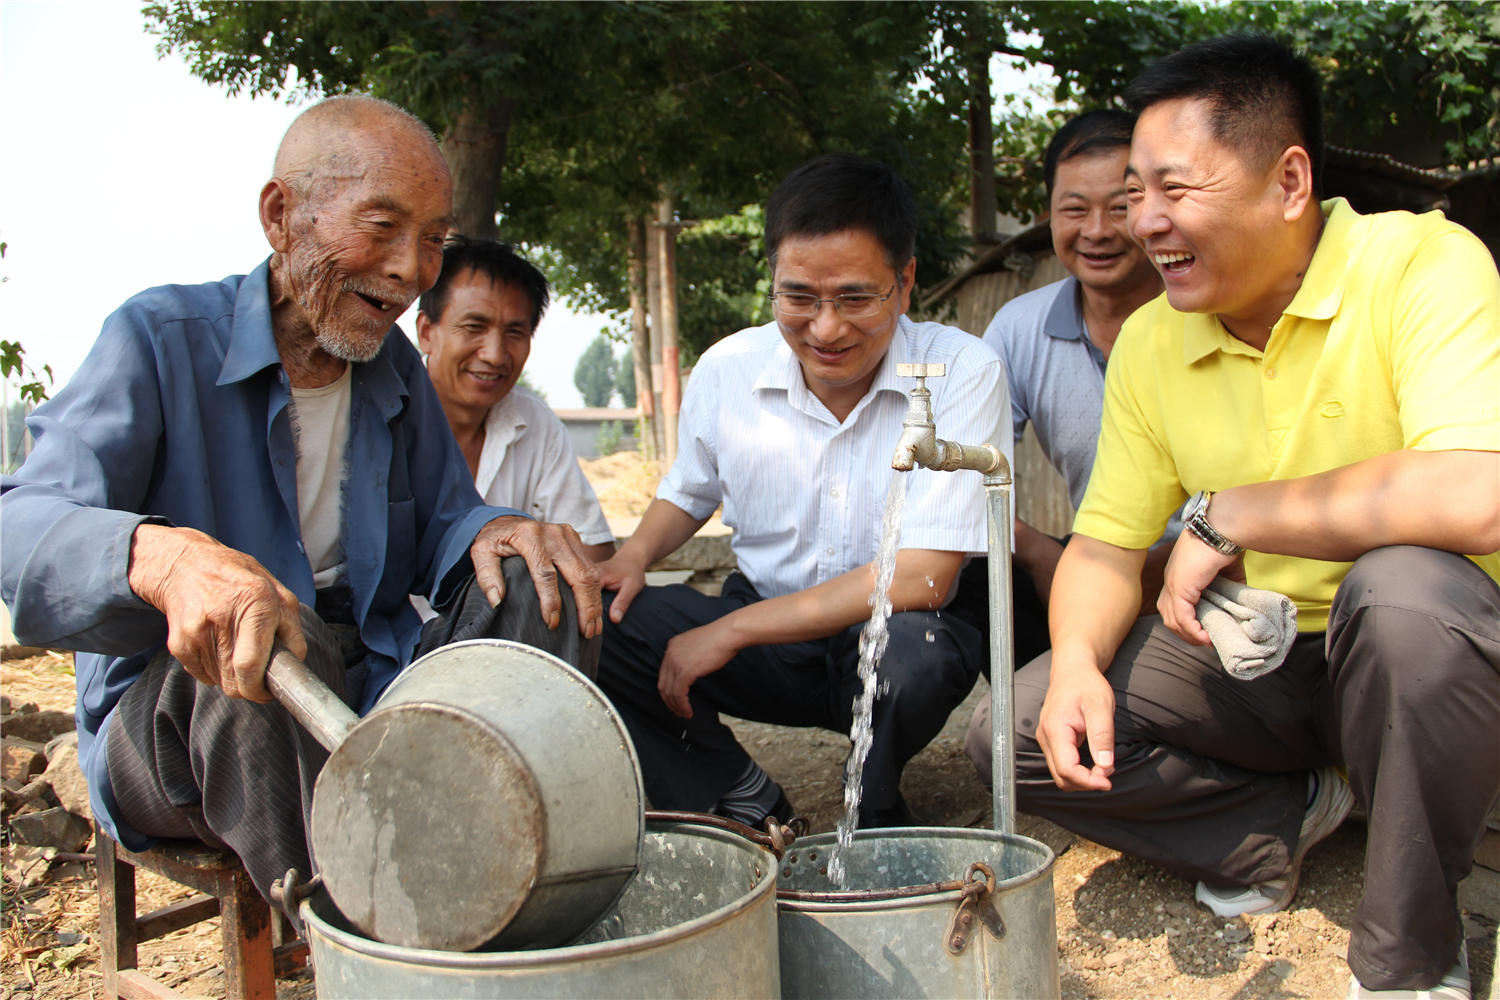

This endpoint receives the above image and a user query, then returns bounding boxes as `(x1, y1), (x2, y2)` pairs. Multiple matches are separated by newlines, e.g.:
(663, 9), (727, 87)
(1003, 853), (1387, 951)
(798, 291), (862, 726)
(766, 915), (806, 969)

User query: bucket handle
(646, 809), (807, 859)
(945, 861), (1005, 955)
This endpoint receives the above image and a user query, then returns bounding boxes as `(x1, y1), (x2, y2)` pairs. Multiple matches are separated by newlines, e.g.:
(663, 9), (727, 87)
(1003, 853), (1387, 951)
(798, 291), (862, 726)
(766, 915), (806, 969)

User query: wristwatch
(1183, 491), (1243, 556)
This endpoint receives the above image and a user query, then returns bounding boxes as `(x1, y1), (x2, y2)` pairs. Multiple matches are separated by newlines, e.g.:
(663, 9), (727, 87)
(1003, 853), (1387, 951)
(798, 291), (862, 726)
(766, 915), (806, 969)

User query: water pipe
(891, 363), (1016, 834)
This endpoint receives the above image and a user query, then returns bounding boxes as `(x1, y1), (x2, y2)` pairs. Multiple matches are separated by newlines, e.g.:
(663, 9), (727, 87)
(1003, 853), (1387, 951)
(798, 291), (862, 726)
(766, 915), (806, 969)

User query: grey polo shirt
(982, 275), (1180, 543)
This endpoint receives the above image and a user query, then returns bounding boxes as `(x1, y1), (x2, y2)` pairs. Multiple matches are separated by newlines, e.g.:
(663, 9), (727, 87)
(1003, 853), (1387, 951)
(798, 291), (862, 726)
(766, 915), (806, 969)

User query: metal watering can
(267, 638), (644, 953)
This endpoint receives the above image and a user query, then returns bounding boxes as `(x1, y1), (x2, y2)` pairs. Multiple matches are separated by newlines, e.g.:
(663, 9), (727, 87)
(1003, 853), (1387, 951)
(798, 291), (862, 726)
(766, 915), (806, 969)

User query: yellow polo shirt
(1076, 198), (1500, 631)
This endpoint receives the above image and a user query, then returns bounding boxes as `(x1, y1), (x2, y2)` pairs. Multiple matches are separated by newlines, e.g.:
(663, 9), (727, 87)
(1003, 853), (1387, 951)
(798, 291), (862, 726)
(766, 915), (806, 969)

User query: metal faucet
(891, 362), (1017, 835)
(891, 364), (1005, 474)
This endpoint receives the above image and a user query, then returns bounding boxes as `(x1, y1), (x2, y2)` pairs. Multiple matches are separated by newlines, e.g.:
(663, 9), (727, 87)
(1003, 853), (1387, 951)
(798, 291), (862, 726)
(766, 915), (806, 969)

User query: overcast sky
(0, 1), (611, 408)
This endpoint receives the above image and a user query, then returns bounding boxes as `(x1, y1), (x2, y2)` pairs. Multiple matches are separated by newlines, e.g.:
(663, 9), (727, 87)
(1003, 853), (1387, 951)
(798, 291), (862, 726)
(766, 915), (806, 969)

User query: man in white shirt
(596, 154), (1009, 828)
(417, 237), (615, 564)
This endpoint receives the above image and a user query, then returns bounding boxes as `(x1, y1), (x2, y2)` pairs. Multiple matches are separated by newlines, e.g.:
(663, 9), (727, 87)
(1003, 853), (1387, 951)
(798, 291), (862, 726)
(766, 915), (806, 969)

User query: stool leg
(94, 824), (138, 997)
(214, 865), (277, 1000)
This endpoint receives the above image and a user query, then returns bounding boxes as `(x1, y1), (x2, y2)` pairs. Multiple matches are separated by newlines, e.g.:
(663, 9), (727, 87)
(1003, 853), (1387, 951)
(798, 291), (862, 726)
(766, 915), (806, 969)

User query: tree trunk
(965, 31), (999, 246)
(626, 216), (655, 462)
(441, 98), (516, 239)
(645, 212), (667, 461)
(655, 194), (681, 469)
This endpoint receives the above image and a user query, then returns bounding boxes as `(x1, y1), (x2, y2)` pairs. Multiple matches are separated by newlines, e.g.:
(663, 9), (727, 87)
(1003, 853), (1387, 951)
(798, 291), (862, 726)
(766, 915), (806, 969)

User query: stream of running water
(826, 471), (909, 888)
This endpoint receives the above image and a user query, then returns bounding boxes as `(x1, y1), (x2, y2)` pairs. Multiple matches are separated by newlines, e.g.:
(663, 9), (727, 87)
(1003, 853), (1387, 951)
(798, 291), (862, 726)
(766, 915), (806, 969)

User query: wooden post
(645, 208), (667, 461)
(626, 217), (655, 461)
(656, 195), (682, 469)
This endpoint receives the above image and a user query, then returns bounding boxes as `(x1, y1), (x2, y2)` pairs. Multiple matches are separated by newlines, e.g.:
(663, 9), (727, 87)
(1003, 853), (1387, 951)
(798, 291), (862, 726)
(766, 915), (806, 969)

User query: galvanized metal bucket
(299, 819), (781, 998)
(776, 827), (1059, 999)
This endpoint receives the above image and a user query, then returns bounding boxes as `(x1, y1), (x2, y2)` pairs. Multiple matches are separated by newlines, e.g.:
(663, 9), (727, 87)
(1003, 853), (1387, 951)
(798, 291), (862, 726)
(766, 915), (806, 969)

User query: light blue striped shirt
(661, 317), (1010, 599)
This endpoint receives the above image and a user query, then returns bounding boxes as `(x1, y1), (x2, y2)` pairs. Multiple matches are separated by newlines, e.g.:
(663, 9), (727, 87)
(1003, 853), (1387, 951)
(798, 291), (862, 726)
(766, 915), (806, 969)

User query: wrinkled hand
(657, 619), (738, 719)
(596, 548), (649, 624)
(471, 516), (603, 638)
(127, 524), (304, 701)
(1035, 660), (1116, 791)
(1157, 531), (1242, 646)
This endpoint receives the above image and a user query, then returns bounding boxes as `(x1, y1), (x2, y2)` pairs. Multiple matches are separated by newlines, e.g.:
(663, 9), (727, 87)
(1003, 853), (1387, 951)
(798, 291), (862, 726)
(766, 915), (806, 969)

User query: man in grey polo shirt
(961, 110), (1166, 785)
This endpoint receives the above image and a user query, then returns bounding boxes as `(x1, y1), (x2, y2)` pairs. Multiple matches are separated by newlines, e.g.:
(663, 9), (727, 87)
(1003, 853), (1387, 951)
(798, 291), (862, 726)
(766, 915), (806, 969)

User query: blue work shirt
(0, 261), (521, 848)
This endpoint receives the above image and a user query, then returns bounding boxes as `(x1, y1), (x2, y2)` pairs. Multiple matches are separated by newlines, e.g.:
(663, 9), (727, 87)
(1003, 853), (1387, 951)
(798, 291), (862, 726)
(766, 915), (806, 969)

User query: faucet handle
(897, 362), (947, 380)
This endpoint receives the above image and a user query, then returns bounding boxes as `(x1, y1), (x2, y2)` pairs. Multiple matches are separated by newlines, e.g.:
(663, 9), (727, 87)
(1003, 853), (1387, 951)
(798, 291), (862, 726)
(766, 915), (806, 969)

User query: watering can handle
(266, 644), (361, 752)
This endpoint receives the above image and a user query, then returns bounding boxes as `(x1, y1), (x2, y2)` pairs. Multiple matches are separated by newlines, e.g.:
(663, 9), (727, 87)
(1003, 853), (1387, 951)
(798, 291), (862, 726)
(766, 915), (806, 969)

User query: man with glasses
(595, 153), (1008, 829)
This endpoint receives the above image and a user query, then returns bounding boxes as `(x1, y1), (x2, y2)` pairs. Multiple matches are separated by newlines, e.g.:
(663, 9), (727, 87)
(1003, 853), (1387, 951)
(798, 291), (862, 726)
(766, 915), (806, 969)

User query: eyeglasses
(768, 285), (897, 320)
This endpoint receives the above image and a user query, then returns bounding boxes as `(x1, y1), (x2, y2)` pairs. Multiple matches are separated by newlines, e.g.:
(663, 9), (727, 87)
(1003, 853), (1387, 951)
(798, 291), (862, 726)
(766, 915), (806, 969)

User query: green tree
(145, 2), (969, 358)
(613, 351), (637, 408)
(573, 336), (617, 408)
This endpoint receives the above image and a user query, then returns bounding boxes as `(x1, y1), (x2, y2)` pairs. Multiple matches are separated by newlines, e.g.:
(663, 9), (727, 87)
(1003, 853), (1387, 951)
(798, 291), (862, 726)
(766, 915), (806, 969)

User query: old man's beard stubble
(290, 253), (413, 364)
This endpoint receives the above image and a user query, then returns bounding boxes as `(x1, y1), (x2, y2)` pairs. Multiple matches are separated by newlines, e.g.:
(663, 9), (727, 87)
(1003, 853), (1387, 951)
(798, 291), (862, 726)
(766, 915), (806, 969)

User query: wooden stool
(94, 822), (308, 1000)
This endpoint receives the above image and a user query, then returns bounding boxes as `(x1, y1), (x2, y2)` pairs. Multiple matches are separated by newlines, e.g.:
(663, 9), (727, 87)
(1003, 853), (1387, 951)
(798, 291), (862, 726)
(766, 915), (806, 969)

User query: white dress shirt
(475, 387), (614, 545)
(659, 317), (1011, 600)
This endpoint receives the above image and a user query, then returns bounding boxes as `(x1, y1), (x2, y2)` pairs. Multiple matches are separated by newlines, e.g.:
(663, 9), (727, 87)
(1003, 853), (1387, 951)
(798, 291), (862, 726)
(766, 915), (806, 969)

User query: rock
(42, 739), (90, 821)
(8, 805), (91, 851)
(2, 775), (53, 814)
(1269, 959), (1295, 980)
(1165, 898), (1195, 918)
(1223, 923), (1250, 944)
(2, 739), (47, 781)
(1, 710), (74, 744)
(0, 694), (9, 714)
(2, 844), (53, 887)
(44, 729), (77, 759)
(1103, 949), (1129, 968)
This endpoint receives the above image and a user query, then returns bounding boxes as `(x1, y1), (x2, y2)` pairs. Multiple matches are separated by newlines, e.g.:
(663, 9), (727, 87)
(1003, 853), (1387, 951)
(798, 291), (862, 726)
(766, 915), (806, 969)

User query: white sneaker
(1195, 765), (1354, 918)
(1346, 943), (1470, 999)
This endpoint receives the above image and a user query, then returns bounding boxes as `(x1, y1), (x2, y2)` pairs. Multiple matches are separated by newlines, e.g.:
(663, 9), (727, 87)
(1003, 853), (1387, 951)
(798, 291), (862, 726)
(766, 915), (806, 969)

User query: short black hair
(418, 235), (551, 330)
(1043, 109), (1137, 197)
(1124, 33), (1324, 197)
(764, 153), (918, 277)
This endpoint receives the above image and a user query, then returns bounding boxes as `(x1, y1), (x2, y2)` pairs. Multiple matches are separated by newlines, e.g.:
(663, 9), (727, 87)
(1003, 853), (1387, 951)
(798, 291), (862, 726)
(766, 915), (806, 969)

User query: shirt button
(1265, 368), (1277, 379)
(830, 488), (839, 498)
(826, 547), (835, 556)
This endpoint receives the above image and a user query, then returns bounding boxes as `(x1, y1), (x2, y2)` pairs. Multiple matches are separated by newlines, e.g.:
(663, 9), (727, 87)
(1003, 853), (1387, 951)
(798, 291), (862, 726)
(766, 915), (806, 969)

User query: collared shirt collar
(1043, 275), (1087, 343)
(217, 256), (409, 418)
(752, 316), (913, 419)
(218, 259), (282, 386)
(1182, 199), (1352, 365)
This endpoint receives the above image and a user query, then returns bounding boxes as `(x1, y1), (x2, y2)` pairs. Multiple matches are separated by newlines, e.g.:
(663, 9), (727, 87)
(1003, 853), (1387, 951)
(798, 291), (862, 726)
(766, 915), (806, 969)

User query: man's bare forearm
(1210, 449), (1500, 559)
(614, 498), (711, 571)
(1048, 536), (1147, 676)
(716, 549), (964, 652)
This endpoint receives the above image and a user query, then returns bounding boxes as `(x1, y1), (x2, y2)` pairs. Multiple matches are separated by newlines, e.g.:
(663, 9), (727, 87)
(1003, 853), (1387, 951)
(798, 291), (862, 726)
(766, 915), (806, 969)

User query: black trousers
(105, 556), (599, 905)
(594, 572), (982, 818)
(992, 547), (1500, 991)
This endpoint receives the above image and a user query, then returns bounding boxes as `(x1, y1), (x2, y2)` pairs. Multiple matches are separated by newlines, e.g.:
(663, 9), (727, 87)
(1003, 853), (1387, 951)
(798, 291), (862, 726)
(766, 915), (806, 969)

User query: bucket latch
(945, 861), (1005, 955)
(270, 868), (323, 938)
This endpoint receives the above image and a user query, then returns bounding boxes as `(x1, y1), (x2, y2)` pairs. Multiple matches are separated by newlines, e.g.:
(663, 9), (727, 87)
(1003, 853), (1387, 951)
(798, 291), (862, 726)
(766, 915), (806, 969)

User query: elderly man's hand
(471, 515), (603, 638)
(127, 524), (305, 701)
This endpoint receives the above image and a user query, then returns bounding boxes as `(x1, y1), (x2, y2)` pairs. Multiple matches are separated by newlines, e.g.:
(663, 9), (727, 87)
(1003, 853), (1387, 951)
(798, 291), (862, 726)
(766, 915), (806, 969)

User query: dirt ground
(2, 452), (1495, 998)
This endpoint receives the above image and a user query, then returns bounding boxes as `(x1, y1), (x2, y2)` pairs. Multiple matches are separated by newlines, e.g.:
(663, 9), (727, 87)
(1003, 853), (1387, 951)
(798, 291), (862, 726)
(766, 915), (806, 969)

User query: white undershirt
(289, 366), (352, 590)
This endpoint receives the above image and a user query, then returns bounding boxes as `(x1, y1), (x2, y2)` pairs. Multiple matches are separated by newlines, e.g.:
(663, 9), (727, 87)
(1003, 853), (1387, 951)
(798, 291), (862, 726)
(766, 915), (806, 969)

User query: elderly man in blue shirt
(0, 95), (602, 904)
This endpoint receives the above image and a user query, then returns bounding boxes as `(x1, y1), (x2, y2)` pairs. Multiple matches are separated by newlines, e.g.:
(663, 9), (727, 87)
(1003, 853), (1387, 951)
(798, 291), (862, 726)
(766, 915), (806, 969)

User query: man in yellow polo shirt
(1019, 35), (1499, 1000)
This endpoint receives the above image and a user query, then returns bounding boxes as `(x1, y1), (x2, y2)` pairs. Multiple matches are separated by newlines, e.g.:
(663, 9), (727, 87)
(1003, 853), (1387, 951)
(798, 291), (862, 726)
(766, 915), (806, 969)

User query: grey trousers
(979, 546), (1500, 991)
(105, 556), (599, 907)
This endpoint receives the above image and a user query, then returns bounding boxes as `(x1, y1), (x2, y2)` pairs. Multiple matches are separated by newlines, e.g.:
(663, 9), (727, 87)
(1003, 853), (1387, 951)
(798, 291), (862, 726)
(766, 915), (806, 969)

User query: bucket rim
(774, 827), (1055, 911)
(300, 821), (775, 969)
